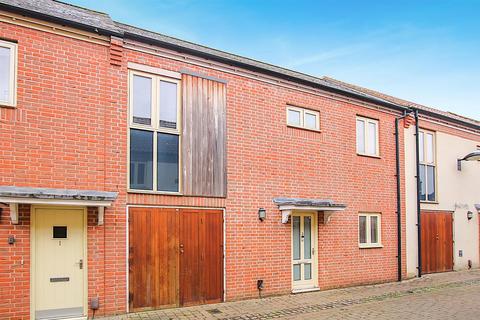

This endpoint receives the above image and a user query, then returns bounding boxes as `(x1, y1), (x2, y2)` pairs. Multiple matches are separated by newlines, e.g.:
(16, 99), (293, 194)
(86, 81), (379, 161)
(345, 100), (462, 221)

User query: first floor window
(356, 116), (379, 156)
(129, 129), (179, 192)
(0, 40), (17, 106)
(286, 105), (320, 131)
(359, 213), (381, 248)
(418, 129), (436, 202)
(129, 69), (181, 192)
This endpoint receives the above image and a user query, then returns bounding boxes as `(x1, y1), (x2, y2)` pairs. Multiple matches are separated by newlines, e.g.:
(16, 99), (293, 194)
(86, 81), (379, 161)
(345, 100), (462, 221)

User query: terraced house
(0, 1), (478, 319)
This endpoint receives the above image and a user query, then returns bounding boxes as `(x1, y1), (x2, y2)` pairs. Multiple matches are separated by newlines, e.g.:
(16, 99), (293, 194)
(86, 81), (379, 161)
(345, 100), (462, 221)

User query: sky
(66, 0), (480, 120)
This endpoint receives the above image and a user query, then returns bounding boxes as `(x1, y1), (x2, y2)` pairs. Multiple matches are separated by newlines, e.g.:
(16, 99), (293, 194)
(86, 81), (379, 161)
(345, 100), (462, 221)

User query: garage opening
(128, 207), (224, 311)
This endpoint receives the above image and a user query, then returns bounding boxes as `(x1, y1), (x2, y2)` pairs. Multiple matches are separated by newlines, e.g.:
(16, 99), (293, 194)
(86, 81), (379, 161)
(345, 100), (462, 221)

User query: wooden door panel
(180, 209), (223, 306)
(129, 208), (178, 311)
(421, 211), (453, 274)
(130, 207), (223, 310)
(179, 210), (201, 306)
(202, 210), (224, 303)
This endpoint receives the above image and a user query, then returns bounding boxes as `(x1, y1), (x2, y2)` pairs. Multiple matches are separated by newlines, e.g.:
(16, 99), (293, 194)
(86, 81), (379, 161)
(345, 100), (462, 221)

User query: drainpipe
(414, 109), (422, 277)
(395, 111), (410, 282)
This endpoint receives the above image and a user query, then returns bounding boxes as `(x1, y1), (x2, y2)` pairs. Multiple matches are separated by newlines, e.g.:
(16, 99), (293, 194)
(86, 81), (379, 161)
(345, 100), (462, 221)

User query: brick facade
(0, 15), (409, 319)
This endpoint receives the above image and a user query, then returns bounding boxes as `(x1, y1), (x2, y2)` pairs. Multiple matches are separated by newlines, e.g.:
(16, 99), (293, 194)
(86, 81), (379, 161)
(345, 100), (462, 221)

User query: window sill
(421, 201), (439, 204)
(359, 243), (383, 249)
(128, 189), (183, 196)
(287, 124), (321, 133)
(357, 153), (381, 159)
(0, 102), (16, 108)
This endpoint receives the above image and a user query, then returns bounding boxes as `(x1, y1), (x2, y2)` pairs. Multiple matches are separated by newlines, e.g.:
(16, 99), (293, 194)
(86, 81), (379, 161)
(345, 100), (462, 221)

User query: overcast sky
(66, 0), (480, 120)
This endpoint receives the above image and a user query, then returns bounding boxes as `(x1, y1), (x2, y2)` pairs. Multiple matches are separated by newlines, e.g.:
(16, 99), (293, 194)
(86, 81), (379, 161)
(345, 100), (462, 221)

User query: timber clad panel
(129, 207), (223, 310)
(182, 74), (227, 197)
(421, 211), (454, 274)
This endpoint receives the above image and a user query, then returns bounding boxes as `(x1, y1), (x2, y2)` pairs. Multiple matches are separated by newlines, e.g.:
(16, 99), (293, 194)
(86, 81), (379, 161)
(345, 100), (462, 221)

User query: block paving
(101, 269), (480, 319)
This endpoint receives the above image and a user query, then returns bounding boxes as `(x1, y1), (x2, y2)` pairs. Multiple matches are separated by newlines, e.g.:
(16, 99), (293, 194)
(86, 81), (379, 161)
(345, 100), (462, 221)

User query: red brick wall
(121, 43), (408, 299)
(0, 18), (408, 318)
(0, 21), (127, 319)
(0, 205), (30, 320)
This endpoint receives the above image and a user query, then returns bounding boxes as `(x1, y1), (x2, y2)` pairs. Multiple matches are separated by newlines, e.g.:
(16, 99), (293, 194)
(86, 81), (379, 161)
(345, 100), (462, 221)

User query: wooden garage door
(421, 211), (453, 274)
(129, 208), (223, 311)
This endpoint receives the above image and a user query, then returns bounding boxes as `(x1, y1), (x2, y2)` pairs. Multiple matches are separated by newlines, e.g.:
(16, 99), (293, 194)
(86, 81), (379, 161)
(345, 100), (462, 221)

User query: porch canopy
(0, 186), (118, 225)
(273, 198), (347, 224)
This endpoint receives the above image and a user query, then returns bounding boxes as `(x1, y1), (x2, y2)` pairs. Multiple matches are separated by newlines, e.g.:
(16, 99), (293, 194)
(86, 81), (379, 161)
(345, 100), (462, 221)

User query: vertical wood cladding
(181, 74), (227, 197)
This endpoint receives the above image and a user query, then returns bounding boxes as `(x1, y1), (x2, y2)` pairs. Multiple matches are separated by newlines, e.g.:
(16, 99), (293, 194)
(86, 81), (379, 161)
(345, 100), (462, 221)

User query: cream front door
(292, 212), (317, 291)
(33, 207), (86, 319)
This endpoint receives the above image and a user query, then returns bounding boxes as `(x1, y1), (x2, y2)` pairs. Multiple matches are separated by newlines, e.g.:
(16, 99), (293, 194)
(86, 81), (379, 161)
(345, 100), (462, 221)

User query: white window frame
(0, 40), (18, 107)
(358, 213), (382, 248)
(286, 105), (320, 131)
(419, 129), (437, 202)
(356, 116), (379, 157)
(127, 69), (182, 194)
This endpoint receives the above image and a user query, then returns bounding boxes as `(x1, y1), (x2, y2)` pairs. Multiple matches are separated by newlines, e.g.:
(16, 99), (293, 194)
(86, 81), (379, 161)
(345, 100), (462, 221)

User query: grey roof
(116, 22), (399, 108)
(0, 0), (121, 34)
(273, 198), (347, 208)
(0, 0), (478, 130)
(0, 186), (118, 201)
(322, 77), (480, 130)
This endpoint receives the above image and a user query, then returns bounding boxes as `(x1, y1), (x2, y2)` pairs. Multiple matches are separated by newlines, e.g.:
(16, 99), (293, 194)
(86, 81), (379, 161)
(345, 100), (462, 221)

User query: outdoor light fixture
(457, 150), (480, 171)
(467, 211), (473, 220)
(258, 208), (266, 221)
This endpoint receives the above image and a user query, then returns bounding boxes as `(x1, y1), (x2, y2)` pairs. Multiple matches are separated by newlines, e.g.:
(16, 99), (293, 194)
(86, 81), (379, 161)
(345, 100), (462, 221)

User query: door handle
(77, 259), (83, 270)
(312, 247), (315, 256)
(180, 244), (184, 254)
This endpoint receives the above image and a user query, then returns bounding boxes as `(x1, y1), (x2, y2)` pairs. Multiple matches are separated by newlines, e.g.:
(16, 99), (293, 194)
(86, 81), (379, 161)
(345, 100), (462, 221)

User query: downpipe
(395, 110), (411, 282)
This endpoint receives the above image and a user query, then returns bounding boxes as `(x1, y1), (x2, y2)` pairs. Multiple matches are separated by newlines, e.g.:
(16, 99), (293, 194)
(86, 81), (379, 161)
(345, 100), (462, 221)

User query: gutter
(122, 32), (408, 113)
(416, 108), (480, 133)
(0, 3), (124, 37)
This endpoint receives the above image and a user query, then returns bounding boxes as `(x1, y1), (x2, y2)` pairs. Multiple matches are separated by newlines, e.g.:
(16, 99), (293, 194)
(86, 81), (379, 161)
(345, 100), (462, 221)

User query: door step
(292, 287), (320, 294)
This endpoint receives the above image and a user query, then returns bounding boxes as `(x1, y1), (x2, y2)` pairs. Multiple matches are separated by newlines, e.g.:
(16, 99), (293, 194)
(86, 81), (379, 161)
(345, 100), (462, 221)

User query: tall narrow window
(0, 40), (17, 107)
(356, 116), (379, 156)
(419, 130), (436, 202)
(129, 70), (181, 192)
(359, 213), (382, 248)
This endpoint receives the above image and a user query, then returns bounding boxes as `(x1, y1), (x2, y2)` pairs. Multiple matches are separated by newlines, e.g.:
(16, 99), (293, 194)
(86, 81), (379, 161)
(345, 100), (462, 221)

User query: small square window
(286, 106), (320, 131)
(53, 226), (67, 239)
(358, 213), (381, 248)
(287, 109), (301, 126)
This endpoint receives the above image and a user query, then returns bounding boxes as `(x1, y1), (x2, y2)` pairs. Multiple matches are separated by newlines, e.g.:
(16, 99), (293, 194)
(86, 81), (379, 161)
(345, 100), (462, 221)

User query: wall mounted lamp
(467, 211), (473, 220)
(258, 208), (266, 221)
(457, 151), (480, 171)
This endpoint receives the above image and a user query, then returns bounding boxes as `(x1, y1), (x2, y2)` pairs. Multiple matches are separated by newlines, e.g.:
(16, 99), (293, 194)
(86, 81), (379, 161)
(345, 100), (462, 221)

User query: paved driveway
(102, 270), (480, 319)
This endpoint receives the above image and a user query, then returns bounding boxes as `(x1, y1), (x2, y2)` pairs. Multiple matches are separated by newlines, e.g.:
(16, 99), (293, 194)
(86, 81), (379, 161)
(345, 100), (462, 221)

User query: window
(129, 70), (181, 192)
(419, 130), (436, 202)
(359, 213), (381, 248)
(356, 116), (379, 156)
(0, 40), (17, 107)
(286, 105), (320, 131)
(53, 226), (67, 239)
